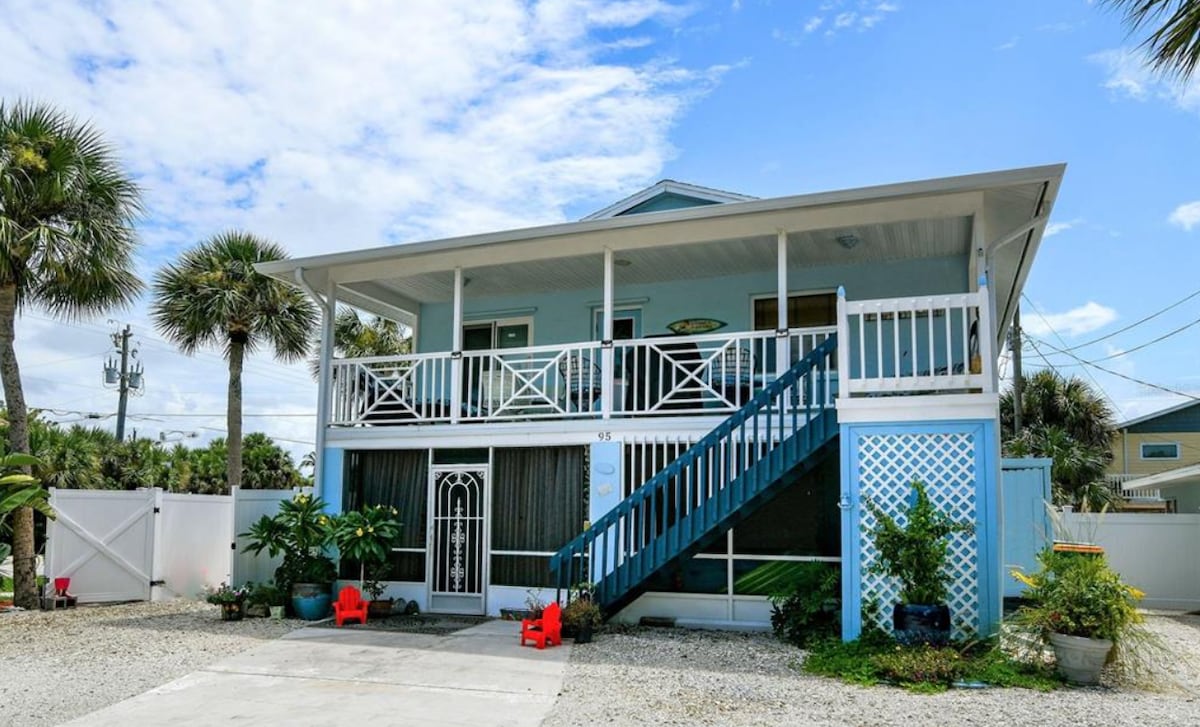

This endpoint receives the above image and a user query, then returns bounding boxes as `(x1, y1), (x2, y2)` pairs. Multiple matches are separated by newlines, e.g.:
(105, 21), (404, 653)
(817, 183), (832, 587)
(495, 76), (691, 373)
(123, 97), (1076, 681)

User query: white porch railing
(835, 284), (994, 398)
(328, 326), (836, 426)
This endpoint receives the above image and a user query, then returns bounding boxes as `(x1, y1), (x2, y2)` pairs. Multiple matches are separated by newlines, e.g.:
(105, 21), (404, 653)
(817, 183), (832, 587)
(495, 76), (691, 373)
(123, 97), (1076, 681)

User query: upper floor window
(1140, 442), (1180, 460)
(753, 292), (837, 330)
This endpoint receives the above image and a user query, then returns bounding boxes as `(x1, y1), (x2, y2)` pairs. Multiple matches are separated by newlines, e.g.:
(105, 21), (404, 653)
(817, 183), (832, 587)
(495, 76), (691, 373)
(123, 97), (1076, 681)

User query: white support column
(313, 277), (336, 498)
(601, 249), (614, 420)
(451, 267), (464, 424)
(836, 286), (850, 400)
(776, 230), (790, 376)
(976, 275), (996, 393)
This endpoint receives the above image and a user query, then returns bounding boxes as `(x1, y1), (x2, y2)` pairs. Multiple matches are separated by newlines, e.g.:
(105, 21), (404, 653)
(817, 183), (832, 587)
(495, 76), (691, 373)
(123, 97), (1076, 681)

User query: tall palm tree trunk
(227, 336), (245, 492)
(0, 284), (37, 608)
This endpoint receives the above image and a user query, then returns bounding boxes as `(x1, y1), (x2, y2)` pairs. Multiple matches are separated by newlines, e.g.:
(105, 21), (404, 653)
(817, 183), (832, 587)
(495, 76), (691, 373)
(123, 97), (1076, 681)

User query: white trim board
(835, 393), (999, 423)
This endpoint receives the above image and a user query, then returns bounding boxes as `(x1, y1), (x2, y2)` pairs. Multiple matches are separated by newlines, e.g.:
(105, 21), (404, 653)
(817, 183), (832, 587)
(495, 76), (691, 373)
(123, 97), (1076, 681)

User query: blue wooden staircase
(549, 336), (839, 614)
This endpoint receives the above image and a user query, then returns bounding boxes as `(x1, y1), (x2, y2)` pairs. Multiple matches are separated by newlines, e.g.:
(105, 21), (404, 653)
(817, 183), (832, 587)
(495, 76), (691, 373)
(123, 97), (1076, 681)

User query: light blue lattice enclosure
(857, 430), (979, 638)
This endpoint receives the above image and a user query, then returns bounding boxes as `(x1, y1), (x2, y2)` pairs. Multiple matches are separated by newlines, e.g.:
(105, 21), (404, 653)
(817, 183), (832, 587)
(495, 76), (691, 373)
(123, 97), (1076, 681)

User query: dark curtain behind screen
(343, 449), (428, 581)
(491, 446), (585, 587)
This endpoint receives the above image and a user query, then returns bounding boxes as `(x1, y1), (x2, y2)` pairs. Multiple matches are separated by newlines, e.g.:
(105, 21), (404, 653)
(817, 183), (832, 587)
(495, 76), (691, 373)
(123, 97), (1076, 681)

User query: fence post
(150, 488), (165, 602)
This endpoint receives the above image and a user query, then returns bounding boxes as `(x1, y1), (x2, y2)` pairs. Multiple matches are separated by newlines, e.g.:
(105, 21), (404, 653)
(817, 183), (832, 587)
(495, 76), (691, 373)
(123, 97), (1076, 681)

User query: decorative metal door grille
(431, 467), (486, 597)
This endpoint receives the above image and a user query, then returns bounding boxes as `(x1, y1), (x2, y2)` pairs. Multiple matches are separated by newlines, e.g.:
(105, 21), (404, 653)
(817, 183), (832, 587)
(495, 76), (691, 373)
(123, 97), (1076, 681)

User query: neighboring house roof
(581, 180), (757, 220)
(1118, 399), (1200, 433)
(1122, 462), (1200, 492)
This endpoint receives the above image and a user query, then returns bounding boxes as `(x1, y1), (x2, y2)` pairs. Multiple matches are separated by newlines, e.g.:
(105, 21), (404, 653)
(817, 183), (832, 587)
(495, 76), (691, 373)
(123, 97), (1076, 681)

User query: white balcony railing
(329, 326), (836, 426)
(836, 284), (994, 398)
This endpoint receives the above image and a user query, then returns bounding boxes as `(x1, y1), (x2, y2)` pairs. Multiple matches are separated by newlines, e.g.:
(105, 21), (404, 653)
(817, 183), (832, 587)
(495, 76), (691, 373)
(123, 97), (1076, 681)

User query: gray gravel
(543, 613), (1200, 727)
(0, 600), (297, 727)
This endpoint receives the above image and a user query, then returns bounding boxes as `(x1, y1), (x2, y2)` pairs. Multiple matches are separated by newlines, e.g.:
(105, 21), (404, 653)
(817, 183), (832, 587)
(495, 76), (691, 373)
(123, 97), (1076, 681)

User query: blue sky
(1, 0), (1197, 454)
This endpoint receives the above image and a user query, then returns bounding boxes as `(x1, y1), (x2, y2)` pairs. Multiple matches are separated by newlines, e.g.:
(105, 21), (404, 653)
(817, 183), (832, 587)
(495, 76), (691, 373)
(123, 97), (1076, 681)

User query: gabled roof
(581, 180), (756, 220)
(1118, 398), (1200, 431)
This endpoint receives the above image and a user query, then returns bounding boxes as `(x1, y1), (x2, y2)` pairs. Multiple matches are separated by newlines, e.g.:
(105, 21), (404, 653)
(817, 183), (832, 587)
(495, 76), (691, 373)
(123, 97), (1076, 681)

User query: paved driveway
(64, 619), (570, 726)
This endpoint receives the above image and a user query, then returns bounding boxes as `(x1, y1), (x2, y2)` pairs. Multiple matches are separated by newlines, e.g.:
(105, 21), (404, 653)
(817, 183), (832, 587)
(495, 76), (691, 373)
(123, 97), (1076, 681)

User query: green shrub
(1011, 549), (1143, 643)
(867, 481), (973, 605)
(871, 644), (966, 688)
(769, 562), (841, 647)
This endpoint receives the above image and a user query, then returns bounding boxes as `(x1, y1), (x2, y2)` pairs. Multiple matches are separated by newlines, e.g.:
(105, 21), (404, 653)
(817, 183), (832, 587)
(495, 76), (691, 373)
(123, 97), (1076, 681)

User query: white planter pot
(1048, 631), (1112, 685)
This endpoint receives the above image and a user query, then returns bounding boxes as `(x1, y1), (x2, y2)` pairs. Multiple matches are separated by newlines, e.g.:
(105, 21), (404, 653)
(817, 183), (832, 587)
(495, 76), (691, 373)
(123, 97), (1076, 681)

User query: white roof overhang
(1122, 464), (1200, 492)
(260, 164), (1065, 340)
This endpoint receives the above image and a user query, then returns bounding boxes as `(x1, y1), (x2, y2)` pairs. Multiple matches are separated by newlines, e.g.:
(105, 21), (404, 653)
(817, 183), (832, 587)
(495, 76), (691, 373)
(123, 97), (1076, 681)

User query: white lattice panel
(857, 431), (979, 638)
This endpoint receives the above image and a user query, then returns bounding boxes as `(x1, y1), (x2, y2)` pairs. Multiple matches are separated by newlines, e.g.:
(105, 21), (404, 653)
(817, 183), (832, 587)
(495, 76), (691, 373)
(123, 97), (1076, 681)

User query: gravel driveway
(543, 613), (1200, 727)
(0, 600), (297, 727)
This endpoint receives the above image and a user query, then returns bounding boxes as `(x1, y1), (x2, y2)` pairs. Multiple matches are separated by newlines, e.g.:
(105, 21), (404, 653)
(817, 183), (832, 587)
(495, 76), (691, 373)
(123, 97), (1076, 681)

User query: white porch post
(450, 267), (464, 423)
(776, 230), (789, 376)
(601, 249), (614, 420)
(313, 276), (336, 497)
(836, 286), (850, 400)
(976, 274), (996, 393)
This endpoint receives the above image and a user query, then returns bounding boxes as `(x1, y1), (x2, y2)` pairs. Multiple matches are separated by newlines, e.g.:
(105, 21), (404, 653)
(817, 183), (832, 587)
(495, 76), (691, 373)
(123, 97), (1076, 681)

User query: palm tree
(310, 307), (410, 377)
(1001, 370), (1119, 510)
(0, 101), (141, 608)
(150, 232), (316, 492)
(1101, 0), (1200, 80)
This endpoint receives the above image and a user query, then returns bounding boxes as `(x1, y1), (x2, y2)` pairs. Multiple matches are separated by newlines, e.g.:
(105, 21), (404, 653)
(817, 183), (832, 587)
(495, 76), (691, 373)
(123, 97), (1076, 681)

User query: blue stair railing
(550, 336), (839, 611)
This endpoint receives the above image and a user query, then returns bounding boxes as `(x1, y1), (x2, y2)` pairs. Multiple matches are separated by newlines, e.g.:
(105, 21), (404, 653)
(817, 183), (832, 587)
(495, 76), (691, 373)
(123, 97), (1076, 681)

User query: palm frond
(1102, 0), (1200, 80)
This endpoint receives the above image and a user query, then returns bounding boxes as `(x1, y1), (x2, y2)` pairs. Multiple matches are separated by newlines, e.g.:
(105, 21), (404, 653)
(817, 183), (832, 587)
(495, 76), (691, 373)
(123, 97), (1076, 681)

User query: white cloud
(804, 17), (823, 33)
(1168, 200), (1200, 231)
(0, 0), (719, 460)
(1022, 302), (1119, 338)
(995, 37), (1019, 51)
(778, 0), (898, 44)
(1044, 217), (1083, 237)
(1090, 48), (1200, 114)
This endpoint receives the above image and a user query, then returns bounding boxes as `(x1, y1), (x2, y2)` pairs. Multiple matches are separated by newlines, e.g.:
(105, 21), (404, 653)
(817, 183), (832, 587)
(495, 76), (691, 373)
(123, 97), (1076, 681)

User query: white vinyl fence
(45, 486), (301, 604)
(1061, 512), (1200, 611)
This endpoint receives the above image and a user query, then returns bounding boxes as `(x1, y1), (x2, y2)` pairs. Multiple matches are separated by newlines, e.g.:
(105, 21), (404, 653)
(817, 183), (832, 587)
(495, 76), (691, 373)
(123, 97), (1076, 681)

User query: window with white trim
(1140, 442), (1180, 460)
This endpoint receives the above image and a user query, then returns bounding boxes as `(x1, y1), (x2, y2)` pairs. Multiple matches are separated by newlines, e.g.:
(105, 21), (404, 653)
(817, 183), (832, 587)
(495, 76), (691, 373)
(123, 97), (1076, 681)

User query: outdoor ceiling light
(835, 234), (861, 250)
(614, 258), (633, 267)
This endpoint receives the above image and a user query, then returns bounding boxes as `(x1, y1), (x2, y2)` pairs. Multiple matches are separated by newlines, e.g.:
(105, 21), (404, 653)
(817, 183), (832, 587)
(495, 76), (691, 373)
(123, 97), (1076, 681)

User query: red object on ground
(333, 586), (368, 627)
(520, 601), (562, 649)
(54, 578), (71, 595)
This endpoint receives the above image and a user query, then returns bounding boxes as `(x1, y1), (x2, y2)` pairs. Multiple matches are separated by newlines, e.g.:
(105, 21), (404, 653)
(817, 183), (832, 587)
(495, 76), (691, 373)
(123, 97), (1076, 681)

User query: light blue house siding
(839, 419), (1001, 641)
(417, 255), (969, 352)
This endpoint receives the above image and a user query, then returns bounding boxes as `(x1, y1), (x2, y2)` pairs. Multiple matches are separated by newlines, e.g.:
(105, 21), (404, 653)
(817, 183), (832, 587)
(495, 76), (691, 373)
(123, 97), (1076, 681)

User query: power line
(1029, 336), (1200, 403)
(1021, 294), (1124, 419)
(1060, 285), (1200, 352)
(1082, 315), (1200, 363)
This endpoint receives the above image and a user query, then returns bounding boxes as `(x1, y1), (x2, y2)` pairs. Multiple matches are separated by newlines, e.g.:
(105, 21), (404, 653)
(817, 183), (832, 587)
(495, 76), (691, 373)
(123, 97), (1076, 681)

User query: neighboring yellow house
(1110, 400), (1200, 513)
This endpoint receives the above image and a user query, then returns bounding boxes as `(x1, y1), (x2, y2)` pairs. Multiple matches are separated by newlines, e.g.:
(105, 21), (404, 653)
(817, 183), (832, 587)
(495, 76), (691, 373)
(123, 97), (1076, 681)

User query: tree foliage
(1001, 370), (1119, 511)
(1101, 0), (1200, 81)
(311, 306), (410, 377)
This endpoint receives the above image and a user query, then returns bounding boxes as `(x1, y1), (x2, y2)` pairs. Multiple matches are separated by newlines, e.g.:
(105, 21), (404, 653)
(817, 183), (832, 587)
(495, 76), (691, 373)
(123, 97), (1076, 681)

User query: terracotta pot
(1049, 632), (1112, 685)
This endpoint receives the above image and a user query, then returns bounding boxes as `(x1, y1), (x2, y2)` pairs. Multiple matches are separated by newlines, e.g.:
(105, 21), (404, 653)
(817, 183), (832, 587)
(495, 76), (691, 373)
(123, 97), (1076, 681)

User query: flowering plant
(1011, 548), (1143, 643)
(332, 504), (403, 591)
(204, 582), (251, 605)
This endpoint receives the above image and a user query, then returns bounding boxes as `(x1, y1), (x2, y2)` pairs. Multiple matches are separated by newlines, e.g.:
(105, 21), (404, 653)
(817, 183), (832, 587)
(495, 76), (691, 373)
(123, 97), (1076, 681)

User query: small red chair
(520, 601), (562, 649)
(333, 585), (368, 627)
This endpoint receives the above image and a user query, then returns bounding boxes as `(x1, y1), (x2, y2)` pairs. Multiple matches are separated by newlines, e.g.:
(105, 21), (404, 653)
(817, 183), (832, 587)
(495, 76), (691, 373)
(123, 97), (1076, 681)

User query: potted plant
(205, 582), (251, 621)
(332, 504), (403, 617)
(363, 562), (395, 619)
(562, 598), (602, 644)
(867, 481), (974, 645)
(1011, 549), (1143, 685)
(241, 493), (337, 620)
(247, 581), (284, 619)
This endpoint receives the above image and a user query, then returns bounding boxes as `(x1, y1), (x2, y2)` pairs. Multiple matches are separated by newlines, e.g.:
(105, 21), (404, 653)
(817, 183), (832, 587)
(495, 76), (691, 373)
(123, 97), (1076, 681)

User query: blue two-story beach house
(259, 165), (1064, 639)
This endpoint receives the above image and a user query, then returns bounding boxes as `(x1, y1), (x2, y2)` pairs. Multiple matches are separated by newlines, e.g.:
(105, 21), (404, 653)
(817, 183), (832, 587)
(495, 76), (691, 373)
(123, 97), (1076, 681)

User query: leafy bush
(769, 562), (841, 647)
(247, 581), (285, 607)
(332, 504), (403, 586)
(204, 582), (251, 605)
(867, 481), (973, 605)
(562, 598), (603, 632)
(801, 636), (1062, 693)
(1011, 549), (1143, 643)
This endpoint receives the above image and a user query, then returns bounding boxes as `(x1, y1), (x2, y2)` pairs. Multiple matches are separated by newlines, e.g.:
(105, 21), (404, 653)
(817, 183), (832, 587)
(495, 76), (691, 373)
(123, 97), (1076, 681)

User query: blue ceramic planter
(292, 583), (331, 620)
(892, 603), (951, 645)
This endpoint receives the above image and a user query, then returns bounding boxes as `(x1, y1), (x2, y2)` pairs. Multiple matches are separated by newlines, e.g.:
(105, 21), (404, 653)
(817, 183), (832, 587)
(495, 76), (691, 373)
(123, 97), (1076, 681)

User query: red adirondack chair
(334, 585), (368, 627)
(520, 601), (562, 649)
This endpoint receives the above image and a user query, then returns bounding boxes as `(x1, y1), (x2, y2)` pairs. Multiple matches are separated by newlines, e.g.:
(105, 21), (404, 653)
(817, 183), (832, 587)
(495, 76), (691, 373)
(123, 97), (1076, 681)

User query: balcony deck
(327, 288), (995, 429)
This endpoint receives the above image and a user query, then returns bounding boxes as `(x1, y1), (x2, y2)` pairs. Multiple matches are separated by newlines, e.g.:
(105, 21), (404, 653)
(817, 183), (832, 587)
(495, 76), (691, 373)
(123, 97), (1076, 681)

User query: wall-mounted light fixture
(836, 234), (861, 250)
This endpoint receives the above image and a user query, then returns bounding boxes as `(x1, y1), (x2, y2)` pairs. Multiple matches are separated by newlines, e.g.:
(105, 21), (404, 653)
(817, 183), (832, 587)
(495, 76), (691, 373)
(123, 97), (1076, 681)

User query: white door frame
(426, 462), (490, 614)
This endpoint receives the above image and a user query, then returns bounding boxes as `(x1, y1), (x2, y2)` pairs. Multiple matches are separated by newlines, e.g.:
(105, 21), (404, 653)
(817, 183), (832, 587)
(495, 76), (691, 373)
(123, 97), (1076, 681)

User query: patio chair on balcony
(559, 355), (601, 412)
(710, 346), (754, 406)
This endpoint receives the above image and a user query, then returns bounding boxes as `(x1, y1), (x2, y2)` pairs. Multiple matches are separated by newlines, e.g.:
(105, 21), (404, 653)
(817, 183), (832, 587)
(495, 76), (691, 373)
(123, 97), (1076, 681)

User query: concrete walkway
(64, 619), (570, 726)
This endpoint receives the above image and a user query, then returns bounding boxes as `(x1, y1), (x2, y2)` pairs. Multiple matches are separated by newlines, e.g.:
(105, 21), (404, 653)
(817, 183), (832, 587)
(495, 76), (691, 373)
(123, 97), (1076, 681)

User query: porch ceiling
(365, 215), (973, 304)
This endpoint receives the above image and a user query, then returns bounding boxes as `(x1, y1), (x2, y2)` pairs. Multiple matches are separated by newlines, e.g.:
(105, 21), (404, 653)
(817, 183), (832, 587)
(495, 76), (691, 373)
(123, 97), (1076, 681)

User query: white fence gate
(1061, 512), (1200, 611)
(46, 486), (302, 604)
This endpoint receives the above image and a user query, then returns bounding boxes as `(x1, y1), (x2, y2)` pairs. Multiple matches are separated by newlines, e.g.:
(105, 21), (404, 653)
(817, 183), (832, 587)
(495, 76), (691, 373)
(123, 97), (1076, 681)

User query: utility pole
(104, 324), (145, 441)
(1011, 306), (1023, 436)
